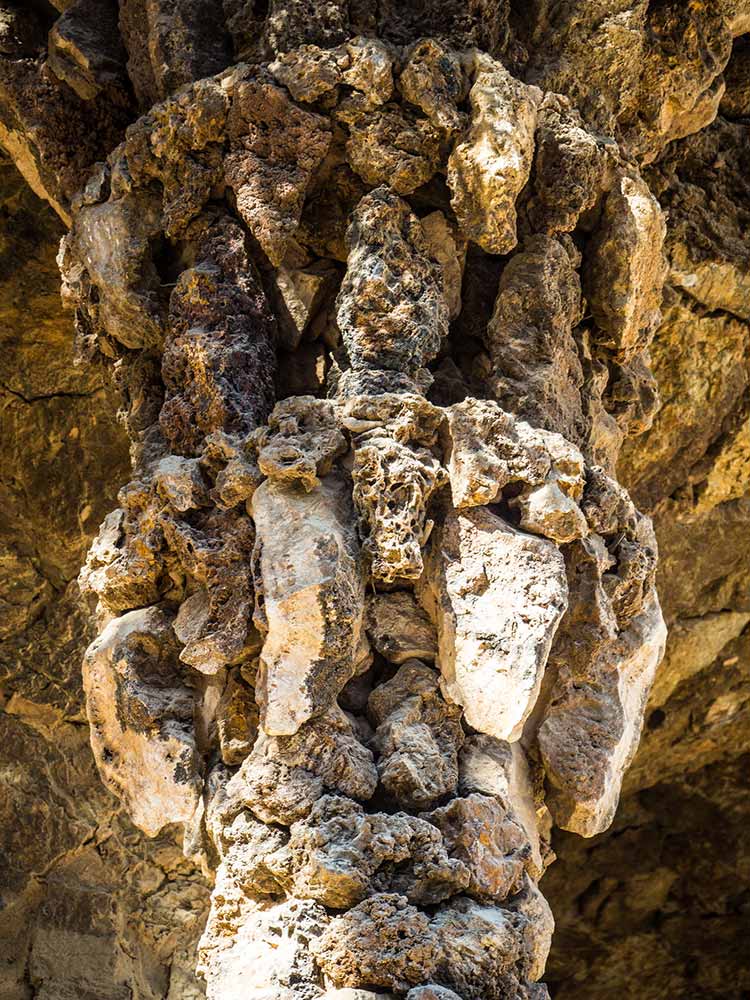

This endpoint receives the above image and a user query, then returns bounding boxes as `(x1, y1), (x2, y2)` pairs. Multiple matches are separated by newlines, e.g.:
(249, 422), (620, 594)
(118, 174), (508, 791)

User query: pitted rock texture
(4, 3), (748, 999)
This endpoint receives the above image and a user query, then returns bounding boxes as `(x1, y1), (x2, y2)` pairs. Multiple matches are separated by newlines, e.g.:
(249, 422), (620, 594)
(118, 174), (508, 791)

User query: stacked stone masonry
(1, 1), (749, 997)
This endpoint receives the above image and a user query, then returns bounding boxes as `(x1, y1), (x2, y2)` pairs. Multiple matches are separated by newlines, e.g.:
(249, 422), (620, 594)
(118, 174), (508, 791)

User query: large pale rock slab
(447, 54), (541, 254)
(82, 607), (202, 837)
(252, 474), (365, 735)
(419, 507), (568, 742)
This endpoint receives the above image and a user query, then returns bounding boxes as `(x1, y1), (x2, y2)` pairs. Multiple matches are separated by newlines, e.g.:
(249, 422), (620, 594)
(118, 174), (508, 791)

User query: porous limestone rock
(406, 989), (463, 1000)
(368, 660), (464, 810)
(419, 210), (466, 321)
(161, 212), (277, 448)
(345, 104), (442, 195)
(224, 706), (377, 825)
(82, 606), (203, 837)
(267, 794), (469, 907)
(447, 53), (541, 255)
(443, 398), (550, 509)
(199, 892), (329, 1000)
(459, 735), (545, 878)
(60, 191), (165, 351)
(251, 473), (365, 735)
(252, 396), (347, 491)
(352, 434), (447, 583)
(336, 185), (448, 381)
(398, 38), (466, 133)
(486, 236), (587, 446)
(224, 69), (332, 266)
(426, 793), (533, 901)
(419, 506), (568, 742)
(429, 896), (531, 999)
(312, 894), (440, 992)
(527, 93), (608, 235)
(215, 668), (259, 765)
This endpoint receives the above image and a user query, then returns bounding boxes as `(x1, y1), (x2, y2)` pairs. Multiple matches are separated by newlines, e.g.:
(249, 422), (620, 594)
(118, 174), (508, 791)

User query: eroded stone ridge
(11, 16), (679, 998)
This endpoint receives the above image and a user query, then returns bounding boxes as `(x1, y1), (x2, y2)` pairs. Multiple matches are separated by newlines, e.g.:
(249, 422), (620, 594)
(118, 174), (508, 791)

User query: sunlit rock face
(3, 1), (750, 998)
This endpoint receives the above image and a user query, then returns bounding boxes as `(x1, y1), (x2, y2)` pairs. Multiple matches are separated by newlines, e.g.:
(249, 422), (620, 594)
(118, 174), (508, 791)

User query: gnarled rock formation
(4, 2), (749, 998)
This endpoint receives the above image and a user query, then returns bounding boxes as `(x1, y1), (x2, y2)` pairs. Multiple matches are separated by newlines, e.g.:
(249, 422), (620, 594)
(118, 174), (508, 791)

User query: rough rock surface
(419, 504), (568, 742)
(4, 4), (748, 999)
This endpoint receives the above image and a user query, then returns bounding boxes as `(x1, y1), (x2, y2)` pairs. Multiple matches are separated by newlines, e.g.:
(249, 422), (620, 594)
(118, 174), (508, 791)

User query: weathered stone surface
(119, 0), (230, 107)
(312, 894), (440, 992)
(365, 591), (438, 664)
(398, 38), (466, 133)
(648, 611), (750, 709)
(337, 185), (448, 379)
(199, 893), (328, 1000)
(426, 793), (533, 901)
(419, 506), (568, 741)
(345, 104), (442, 195)
(162, 212), (277, 450)
(224, 707), (377, 824)
(537, 543), (666, 836)
(368, 660), (464, 810)
(0, 55), (130, 222)
(443, 398), (549, 508)
(253, 396), (347, 491)
(430, 896), (529, 999)
(61, 191), (165, 351)
(353, 436), (446, 583)
(527, 93), (607, 235)
(268, 794), (469, 907)
(584, 173), (667, 364)
(251, 474), (365, 735)
(406, 988), (462, 1000)
(459, 735), (545, 878)
(216, 668), (259, 765)
(82, 606), (203, 838)
(420, 210), (466, 321)
(487, 236), (587, 446)
(48, 0), (129, 103)
(224, 69), (331, 266)
(448, 53), (540, 254)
